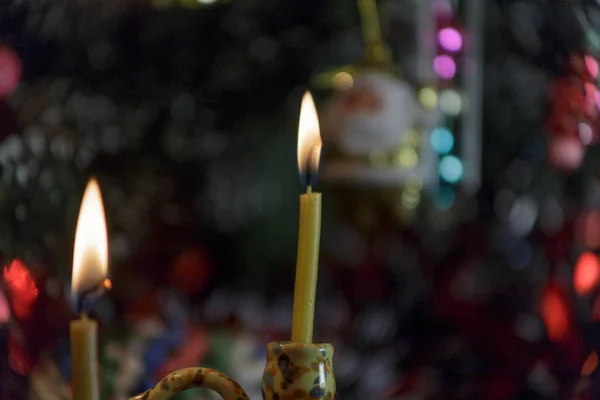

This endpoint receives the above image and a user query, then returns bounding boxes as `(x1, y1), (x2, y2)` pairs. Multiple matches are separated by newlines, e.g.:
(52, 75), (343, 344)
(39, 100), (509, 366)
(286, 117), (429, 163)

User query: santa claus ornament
(320, 69), (433, 187)
(315, 0), (439, 197)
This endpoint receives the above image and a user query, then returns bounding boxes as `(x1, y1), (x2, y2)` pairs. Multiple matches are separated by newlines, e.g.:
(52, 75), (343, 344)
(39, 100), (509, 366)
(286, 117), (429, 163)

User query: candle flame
(71, 178), (108, 295)
(298, 91), (322, 177)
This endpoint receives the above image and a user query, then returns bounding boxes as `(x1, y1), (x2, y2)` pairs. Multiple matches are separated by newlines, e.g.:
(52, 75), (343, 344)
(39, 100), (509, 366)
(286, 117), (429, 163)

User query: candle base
(262, 341), (336, 400)
(128, 342), (336, 400)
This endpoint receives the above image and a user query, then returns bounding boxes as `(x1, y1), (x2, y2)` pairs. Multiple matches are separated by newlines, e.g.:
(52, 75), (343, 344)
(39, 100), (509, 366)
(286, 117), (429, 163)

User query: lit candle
(70, 178), (109, 400)
(291, 91), (323, 344)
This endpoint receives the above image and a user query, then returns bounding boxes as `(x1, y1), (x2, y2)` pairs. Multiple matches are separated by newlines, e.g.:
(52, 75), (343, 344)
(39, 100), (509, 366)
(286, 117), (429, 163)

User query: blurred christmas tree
(1, 0), (600, 399)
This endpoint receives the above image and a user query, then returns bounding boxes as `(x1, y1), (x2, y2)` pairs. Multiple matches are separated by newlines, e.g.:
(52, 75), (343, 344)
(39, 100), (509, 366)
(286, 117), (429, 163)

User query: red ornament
(0, 289), (10, 324)
(3, 259), (39, 320)
(574, 252), (600, 295)
(541, 283), (572, 341)
(168, 248), (212, 296)
(0, 46), (21, 99)
(7, 334), (36, 375)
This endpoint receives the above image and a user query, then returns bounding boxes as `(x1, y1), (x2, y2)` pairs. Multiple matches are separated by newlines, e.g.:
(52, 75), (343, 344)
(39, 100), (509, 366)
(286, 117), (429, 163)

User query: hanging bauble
(0, 46), (21, 100)
(318, 68), (436, 189)
(323, 69), (418, 154)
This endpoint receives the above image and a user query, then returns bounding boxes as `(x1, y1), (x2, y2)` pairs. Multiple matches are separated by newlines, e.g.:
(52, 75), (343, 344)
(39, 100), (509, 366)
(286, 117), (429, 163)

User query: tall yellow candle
(70, 314), (99, 400)
(70, 178), (109, 400)
(291, 91), (323, 344)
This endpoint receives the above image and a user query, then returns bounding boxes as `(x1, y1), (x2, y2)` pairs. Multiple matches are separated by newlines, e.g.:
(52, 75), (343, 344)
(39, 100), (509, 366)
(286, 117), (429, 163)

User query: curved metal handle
(129, 367), (249, 400)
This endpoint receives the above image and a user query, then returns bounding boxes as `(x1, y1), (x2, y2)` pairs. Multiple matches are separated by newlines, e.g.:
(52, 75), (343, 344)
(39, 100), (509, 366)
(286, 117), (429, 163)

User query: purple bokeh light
(438, 28), (463, 52)
(433, 55), (456, 80)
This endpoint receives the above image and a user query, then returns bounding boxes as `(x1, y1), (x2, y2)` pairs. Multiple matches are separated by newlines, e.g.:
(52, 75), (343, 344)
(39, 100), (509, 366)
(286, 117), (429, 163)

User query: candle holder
(129, 341), (335, 400)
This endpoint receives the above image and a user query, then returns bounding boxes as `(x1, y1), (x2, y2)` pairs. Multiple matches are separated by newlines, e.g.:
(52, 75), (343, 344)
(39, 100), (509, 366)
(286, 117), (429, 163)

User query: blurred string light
(439, 155), (463, 183)
(573, 251), (600, 295)
(581, 351), (598, 376)
(401, 177), (423, 210)
(0, 289), (9, 324)
(435, 185), (455, 211)
(430, 127), (454, 154)
(541, 284), (571, 342)
(438, 27), (463, 53)
(418, 86), (437, 109)
(585, 55), (598, 78)
(433, 55), (456, 80)
(438, 89), (462, 115)
(547, 50), (600, 172)
(428, 2), (467, 211)
(579, 210), (600, 248)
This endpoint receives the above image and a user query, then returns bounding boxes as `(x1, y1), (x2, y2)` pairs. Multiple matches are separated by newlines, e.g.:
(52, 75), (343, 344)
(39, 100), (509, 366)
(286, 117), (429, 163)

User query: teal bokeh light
(439, 155), (463, 183)
(430, 128), (454, 154)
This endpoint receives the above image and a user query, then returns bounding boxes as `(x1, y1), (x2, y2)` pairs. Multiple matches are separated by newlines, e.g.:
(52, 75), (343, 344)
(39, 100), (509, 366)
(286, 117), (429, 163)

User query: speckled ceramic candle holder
(129, 341), (336, 400)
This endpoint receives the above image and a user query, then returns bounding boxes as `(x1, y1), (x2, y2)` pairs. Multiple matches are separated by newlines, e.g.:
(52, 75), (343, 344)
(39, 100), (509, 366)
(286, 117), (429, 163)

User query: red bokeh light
(581, 351), (598, 376)
(548, 136), (585, 171)
(541, 285), (571, 341)
(8, 335), (35, 375)
(0, 289), (10, 324)
(574, 252), (600, 295)
(0, 46), (21, 99)
(578, 211), (600, 249)
(3, 259), (39, 320)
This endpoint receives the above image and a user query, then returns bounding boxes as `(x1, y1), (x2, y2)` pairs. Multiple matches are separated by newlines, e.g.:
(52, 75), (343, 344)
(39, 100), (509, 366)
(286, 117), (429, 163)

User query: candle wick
(76, 278), (110, 315)
(306, 185), (312, 194)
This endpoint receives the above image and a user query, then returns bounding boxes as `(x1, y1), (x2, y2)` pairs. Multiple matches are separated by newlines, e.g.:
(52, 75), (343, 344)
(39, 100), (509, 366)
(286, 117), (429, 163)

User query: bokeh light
(3, 259), (38, 320)
(394, 147), (418, 168)
(574, 252), (600, 295)
(438, 27), (463, 52)
(430, 127), (454, 154)
(0, 289), (10, 324)
(333, 72), (354, 91)
(439, 155), (463, 183)
(582, 351), (598, 376)
(433, 55), (456, 80)
(439, 89), (462, 115)
(585, 55), (598, 79)
(418, 86), (438, 109)
(580, 124), (596, 147)
(581, 210), (600, 249)
(548, 136), (585, 171)
(541, 285), (570, 342)
(435, 185), (455, 210)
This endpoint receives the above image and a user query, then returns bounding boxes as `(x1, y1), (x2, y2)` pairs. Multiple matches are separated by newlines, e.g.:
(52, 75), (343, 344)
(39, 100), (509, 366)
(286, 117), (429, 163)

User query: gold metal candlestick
(129, 342), (336, 400)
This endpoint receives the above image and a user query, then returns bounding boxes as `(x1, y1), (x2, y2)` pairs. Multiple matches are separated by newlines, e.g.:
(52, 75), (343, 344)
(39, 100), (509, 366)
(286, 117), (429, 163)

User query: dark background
(1, 0), (600, 399)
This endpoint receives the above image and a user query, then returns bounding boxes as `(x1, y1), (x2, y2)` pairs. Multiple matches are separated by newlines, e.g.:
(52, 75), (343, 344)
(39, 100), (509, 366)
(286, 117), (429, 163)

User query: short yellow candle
(70, 178), (109, 400)
(291, 92), (323, 344)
